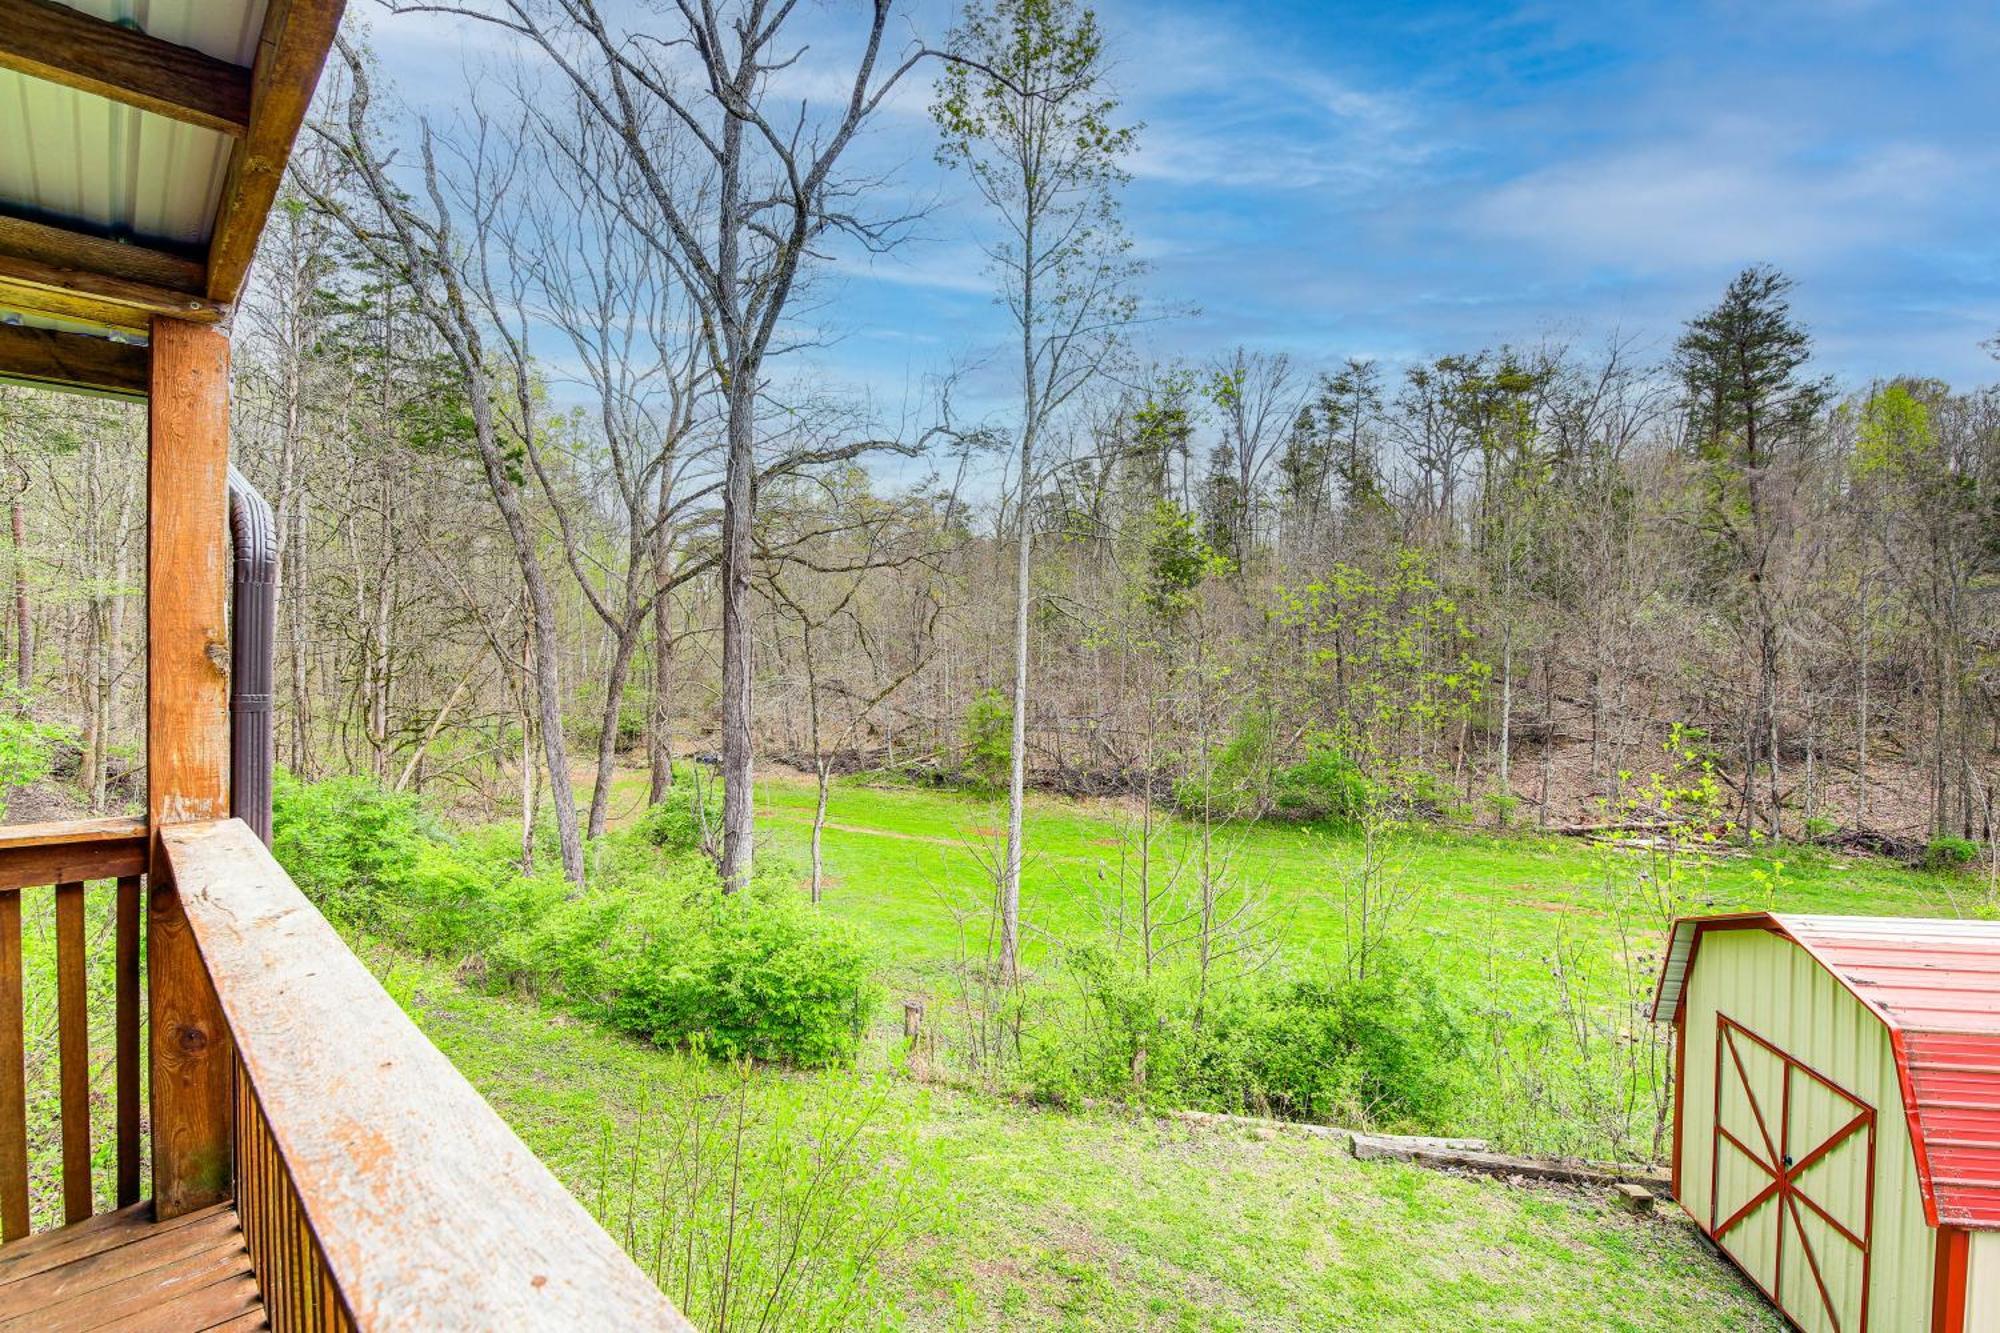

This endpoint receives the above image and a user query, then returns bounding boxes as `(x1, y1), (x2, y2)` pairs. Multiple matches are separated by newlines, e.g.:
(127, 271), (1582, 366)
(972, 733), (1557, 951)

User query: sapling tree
(935, 0), (1143, 978)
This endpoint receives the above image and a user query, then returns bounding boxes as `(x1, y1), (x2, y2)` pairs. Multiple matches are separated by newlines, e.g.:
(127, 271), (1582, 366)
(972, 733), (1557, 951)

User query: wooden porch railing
(0, 817), (148, 1239)
(163, 818), (691, 1329)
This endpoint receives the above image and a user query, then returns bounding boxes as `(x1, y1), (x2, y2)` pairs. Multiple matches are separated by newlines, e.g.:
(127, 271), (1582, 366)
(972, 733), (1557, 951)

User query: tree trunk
(10, 496), (29, 694)
(810, 761), (830, 904)
(1855, 570), (1868, 828)
(649, 487), (676, 803)
(718, 376), (757, 891)
(587, 625), (641, 840)
(1000, 433), (1035, 982)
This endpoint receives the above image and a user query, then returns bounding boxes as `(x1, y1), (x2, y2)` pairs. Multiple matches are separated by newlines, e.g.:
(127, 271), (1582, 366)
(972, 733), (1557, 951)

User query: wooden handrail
(0, 816), (146, 891)
(162, 819), (691, 1330)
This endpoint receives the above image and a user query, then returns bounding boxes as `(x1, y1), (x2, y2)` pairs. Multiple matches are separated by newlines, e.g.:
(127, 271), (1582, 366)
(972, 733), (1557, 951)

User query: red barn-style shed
(1655, 912), (2000, 1332)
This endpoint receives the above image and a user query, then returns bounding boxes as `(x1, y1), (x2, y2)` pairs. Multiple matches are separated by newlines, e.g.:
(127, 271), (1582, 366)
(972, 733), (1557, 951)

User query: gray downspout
(227, 467), (277, 845)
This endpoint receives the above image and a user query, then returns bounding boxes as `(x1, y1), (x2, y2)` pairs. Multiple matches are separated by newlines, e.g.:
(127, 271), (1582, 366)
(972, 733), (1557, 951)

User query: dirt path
(758, 802), (973, 849)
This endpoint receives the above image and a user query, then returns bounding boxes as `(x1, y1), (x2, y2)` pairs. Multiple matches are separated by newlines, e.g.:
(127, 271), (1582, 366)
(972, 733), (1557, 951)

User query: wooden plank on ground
(53, 882), (88, 1225)
(147, 317), (235, 1220)
(0, 1206), (239, 1312)
(164, 818), (693, 1329)
(115, 1270), (263, 1333)
(0, 894), (21, 1243)
(1349, 1133), (1673, 1191)
(0, 0), (251, 136)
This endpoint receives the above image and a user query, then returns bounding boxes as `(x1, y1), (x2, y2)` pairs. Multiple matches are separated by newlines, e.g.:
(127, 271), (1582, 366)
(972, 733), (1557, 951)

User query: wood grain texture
(205, 0), (348, 303)
(0, 326), (147, 400)
(53, 883), (88, 1225)
(0, 214), (204, 294)
(0, 1200), (262, 1331)
(165, 819), (694, 1330)
(0, 1202), (222, 1283)
(0, 254), (221, 326)
(0, 0), (251, 136)
(0, 894), (22, 1243)
(0, 818), (145, 891)
(147, 317), (234, 1220)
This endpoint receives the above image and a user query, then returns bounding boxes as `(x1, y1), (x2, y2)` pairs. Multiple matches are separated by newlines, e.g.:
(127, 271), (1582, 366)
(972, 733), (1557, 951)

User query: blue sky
(373, 0), (2000, 426)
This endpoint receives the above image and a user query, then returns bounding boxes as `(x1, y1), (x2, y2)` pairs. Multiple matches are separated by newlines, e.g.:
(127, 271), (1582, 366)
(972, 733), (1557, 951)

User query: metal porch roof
(0, 2), (267, 250)
(1655, 912), (2000, 1230)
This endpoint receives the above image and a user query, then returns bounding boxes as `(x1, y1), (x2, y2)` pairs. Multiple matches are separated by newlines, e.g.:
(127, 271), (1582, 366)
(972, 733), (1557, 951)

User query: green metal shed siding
(1967, 1231), (2000, 1326)
(1679, 927), (1933, 1330)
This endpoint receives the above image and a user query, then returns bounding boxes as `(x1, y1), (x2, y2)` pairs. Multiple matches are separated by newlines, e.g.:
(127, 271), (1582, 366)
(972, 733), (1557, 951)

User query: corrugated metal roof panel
(0, 1), (266, 247)
(1659, 912), (2000, 1229)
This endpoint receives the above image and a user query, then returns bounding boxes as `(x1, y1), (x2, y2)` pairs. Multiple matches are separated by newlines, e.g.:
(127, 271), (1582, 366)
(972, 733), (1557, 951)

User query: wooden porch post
(147, 316), (235, 1217)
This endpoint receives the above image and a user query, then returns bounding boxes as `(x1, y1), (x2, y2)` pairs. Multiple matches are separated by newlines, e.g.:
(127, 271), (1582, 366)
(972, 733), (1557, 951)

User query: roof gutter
(227, 466), (276, 845)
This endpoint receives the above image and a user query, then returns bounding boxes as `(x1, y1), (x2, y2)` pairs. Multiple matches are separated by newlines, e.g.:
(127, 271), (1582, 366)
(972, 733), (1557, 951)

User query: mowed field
(590, 765), (1967, 1000)
(499, 765), (1977, 1328)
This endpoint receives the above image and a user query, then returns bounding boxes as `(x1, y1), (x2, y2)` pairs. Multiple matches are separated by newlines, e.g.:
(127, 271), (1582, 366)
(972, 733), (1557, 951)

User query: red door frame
(1709, 1013), (1877, 1332)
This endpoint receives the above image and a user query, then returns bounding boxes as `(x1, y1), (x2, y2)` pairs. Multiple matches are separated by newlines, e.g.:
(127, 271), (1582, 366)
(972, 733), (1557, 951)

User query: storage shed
(1654, 913), (2000, 1332)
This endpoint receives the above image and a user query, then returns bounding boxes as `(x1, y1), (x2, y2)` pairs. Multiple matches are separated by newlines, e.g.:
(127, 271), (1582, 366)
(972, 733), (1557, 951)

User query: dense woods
(0, 5), (1993, 877)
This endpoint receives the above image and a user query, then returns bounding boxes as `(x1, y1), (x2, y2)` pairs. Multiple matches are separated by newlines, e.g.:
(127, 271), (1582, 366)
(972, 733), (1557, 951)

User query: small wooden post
(903, 1000), (924, 1043)
(147, 316), (235, 1218)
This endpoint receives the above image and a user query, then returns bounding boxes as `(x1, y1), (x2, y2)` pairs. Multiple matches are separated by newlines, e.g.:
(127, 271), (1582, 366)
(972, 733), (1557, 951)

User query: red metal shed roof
(1654, 912), (2000, 1230)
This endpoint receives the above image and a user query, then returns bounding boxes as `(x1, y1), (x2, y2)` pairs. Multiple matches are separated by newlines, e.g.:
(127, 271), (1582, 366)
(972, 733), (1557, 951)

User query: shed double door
(1710, 1014), (1877, 1332)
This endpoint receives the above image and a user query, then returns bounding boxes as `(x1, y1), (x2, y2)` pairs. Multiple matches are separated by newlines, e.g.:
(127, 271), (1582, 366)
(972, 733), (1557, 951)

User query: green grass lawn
(591, 765), (1970, 1004)
(380, 943), (1783, 1331)
(507, 767), (1976, 1326)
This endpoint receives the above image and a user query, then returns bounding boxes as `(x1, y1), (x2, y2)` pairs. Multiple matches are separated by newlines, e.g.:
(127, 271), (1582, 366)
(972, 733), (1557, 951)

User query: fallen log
(1350, 1133), (1672, 1194)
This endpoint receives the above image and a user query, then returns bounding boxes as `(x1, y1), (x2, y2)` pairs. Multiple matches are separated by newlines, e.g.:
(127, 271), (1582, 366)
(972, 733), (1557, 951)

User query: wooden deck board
(0, 1200), (265, 1331)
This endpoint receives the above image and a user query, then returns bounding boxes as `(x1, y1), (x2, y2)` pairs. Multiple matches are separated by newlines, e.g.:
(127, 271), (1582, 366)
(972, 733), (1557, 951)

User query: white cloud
(1472, 134), (1962, 270)
(1108, 8), (1433, 195)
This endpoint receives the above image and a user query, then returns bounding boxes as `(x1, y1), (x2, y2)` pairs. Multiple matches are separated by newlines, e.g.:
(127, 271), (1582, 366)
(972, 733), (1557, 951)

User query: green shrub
(636, 781), (707, 855)
(1925, 836), (1982, 872)
(272, 772), (453, 931)
(1803, 815), (1839, 841)
(1234, 955), (1466, 1127)
(1270, 744), (1371, 823)
(612, 881), (877, 1066)
(962, 689), (1012, 790)
(0, 689), (70, 818)
(1173, 706), (1273, 819)
(1021, 942), (1464, 1130)
(273, 773), (880, 1069)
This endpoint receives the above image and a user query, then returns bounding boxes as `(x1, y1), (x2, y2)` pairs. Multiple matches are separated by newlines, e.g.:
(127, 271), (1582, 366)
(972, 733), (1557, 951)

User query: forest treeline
(0, 1), (1993, 886)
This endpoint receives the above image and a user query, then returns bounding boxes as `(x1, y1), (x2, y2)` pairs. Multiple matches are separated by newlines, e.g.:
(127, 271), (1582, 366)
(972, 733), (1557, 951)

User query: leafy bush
(273, 773), (877, 1068)
(961, 689), (1012, 790)
(612, 882), (877, 1066)
(1270, 743), (1371, 823)
(1803, 815), (1839, 841)
(0, 693), (70, 817)
(1233, 956), (1466, 1126)
(1022, 943), (1465, 1131)
(636, 781), (706, 855)
(1925, 835), (1982, 872)
(1173, 706), (1273, 818)
(272, 772), (456, 931)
